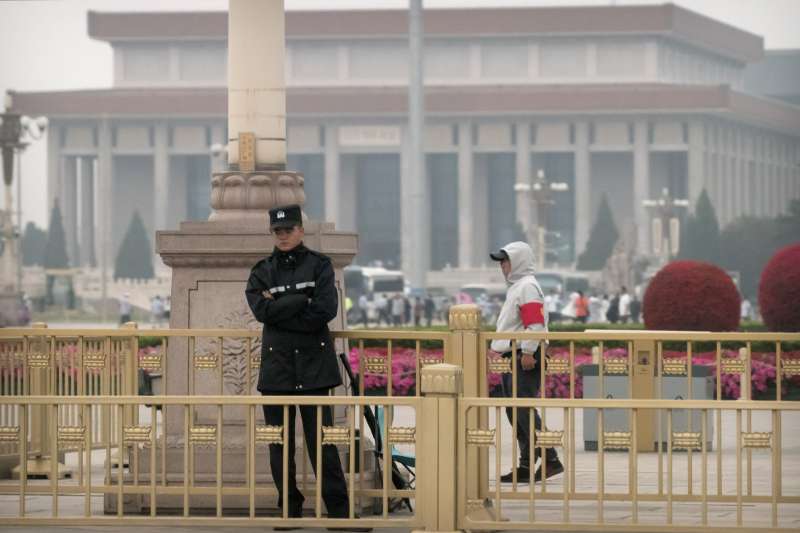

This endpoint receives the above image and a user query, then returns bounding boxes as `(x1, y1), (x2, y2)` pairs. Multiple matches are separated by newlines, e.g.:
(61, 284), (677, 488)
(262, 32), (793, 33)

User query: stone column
(226, 0), (285, 170)
(323, 124), (340, 226)
(401, 126), (429, 289)
(472, 155), (489, 267)
(97, 119), (113, 311)
(46, 125), (60, 224)
(338, 154), (357, 232)
(62, 156), (78, 267)
(405, 0), (427, 290)
(457, 121), (474, 268)
(633, 120), (650, 255)
(574, 121), (591, 256)
(687, 120), (704, 206)
(515, 122), (531, 235)
(79, 157), (96, 267)
(153, 122), (169, 232)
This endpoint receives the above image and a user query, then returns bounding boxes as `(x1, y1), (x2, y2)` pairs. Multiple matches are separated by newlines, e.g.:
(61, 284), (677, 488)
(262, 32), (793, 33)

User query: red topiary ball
(759, 243), (800, 332)
(643, 260), (740, 331)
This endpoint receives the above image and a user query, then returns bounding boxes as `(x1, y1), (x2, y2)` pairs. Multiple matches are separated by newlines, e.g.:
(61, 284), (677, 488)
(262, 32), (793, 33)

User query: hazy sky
(1, 0), (798, 228)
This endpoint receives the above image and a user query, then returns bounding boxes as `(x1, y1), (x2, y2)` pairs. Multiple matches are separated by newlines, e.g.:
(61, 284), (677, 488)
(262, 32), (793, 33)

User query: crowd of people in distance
(348, 292), (448, 327)
(548, 285), (642, 324)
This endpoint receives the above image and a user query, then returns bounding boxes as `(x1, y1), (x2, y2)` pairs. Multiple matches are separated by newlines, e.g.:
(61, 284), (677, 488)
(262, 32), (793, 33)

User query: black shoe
(327, 512), (373, 532)
(534, 458), (564, 482)
(500, 466), (530, 483)
(273, 508), (303, 530)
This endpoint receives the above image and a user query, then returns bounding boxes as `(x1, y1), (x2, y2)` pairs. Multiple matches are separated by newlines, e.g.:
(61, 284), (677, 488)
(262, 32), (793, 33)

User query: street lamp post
(642, 186), (689, 265)
(0, 93), (47, 323)
(514, 169), (569, 270)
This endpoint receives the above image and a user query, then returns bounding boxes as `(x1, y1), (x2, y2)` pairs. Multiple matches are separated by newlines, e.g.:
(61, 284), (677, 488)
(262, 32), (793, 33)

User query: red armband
(520, 301), (545, 327)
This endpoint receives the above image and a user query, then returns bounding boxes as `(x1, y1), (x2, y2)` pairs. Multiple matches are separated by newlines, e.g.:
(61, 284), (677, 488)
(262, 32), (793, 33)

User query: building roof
(10, 84), (800, 136)
(87, 4), (763, 63)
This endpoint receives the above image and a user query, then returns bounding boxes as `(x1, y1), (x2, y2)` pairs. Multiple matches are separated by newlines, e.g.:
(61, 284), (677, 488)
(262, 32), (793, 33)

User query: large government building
(11, 4), (800, 287)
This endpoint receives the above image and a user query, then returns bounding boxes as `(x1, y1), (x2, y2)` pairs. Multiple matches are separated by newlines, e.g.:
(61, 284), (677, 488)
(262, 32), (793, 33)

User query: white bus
(344, 266), (405, 300)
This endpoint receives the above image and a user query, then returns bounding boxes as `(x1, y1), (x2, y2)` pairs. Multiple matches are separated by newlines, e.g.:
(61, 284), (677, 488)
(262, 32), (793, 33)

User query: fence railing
(458, 396), (800, 532)
(1, 304), (799, 531)
(0, 394), (423, 529)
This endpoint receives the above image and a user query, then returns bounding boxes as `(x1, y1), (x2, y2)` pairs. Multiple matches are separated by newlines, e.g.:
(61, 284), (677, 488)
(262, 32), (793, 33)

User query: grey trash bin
(581, 364), (714, 451)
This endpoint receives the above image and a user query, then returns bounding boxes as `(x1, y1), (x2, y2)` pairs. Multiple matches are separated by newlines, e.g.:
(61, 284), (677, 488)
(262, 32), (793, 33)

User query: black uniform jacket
(245, 244), (342, 393)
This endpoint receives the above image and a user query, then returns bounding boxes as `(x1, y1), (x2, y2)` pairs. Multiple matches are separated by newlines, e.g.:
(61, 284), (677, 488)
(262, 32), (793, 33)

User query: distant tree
(21, 222), (47, 266)
(577, 194), (618, 270)
(719, 199), (800, 300)
(43, 201), (69, 269)
(114, 211), (154, 280)
(678, 189), (721, 264)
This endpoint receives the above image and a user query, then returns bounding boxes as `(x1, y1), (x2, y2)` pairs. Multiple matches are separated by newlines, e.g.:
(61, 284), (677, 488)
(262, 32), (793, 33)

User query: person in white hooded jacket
(488, 241), (564, 483)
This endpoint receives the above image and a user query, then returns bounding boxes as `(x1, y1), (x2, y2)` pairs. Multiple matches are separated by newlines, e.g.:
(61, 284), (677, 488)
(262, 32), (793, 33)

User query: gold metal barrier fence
(0, 325), (448, 478)
(0, 394), (422, 528)
(458, 397), (800, 532)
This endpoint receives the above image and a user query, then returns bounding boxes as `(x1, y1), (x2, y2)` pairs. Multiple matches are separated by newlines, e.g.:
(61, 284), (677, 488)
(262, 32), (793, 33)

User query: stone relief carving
(209, 170), (305, 220)
(196, 302), (262, 395)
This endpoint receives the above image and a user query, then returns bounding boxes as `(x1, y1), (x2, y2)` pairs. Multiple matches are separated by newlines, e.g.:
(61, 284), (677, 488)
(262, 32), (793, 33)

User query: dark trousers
(500, 349), (559, 468)
(262, 389), (349, 517)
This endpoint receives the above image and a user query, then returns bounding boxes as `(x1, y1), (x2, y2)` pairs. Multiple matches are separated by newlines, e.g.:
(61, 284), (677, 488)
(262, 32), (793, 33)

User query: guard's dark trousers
(262, 389), (349, 517)
(500, 347), (559, 468)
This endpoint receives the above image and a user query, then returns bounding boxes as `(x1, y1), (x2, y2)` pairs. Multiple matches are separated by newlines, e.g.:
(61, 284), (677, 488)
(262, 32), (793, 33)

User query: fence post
(414, 363), (463, 533)
(447, 304), (488, 500)
(11, 322), (70, 479)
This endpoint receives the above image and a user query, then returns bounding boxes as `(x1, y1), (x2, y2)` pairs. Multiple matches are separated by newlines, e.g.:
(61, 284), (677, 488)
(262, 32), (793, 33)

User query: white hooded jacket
(490, 241), (548, 354)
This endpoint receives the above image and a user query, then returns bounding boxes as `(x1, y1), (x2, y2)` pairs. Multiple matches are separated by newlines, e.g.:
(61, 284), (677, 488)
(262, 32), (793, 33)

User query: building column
(687, 119), (704, 206)
(97, 119), (113, 275)
(79, 157), (96, 267)
(401, 126), (430, 287)
(62, 156), (79, 267)
(324, 124), (340, 227)
(46, 125), (60, 222)
(633, 120), (650, 255)
(472, 154), (489, 267)
(574, 121), (591, 256)
(457, 121), (474, 268)
(153, 122), (169, 230)
(514, 121), (532, 235)
(339, 153), (356, 233)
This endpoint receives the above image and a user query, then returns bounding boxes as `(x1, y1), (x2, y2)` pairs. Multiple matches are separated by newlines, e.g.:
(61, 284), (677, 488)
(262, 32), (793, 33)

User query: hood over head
(498, 241), (537, 284)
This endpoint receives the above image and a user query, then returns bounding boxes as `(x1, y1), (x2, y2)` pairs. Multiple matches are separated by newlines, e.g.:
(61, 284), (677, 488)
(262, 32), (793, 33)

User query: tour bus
(344, 266), (406, 301)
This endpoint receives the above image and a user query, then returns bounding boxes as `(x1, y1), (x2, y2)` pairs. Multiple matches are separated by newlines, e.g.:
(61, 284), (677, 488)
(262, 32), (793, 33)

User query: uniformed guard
(245, 204), (370, 531)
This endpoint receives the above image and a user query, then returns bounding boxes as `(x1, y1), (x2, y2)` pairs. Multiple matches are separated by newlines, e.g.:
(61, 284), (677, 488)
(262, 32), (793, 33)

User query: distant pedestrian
(741, 298), (753, 321)
(150, 295), (164, 326)
(424, 295), (435, 326)
(358, 293), (370, 327)
(391, 294), (405, 326)
(574, 291), (589, 323)
(618, 286), (631, 323)
(606, 293), (619, 323)
(119, 293), (132, 324)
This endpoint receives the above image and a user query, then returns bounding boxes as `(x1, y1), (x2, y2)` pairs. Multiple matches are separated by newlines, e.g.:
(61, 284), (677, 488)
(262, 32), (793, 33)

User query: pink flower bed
(348, 347), (444, 396)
